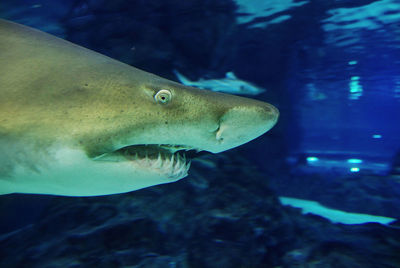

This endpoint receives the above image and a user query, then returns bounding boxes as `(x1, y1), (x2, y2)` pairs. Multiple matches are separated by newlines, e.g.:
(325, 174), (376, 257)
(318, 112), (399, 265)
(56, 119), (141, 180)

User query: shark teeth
(99, 144), (196, 180)
(128, 148), (191, 180)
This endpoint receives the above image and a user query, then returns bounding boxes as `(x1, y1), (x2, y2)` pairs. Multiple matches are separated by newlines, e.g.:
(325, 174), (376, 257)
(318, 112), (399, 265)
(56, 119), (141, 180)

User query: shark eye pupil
(154, 89), (172, 104)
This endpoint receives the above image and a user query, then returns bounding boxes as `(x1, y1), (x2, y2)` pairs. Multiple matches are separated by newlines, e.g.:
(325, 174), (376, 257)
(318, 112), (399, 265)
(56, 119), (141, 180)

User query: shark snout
(212, 101), (279, 152)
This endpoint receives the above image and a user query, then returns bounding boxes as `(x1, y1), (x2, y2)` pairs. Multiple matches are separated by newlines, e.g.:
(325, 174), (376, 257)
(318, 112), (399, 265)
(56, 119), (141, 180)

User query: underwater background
(1, 0), (400, 267)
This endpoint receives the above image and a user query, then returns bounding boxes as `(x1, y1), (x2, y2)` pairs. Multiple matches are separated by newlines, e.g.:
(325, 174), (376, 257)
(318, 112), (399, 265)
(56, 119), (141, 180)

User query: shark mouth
(113, 144), (196, 180)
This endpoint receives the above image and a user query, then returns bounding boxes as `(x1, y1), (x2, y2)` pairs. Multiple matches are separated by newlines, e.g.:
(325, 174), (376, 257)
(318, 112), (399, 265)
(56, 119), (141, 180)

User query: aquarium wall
(286, 0), (400, 176)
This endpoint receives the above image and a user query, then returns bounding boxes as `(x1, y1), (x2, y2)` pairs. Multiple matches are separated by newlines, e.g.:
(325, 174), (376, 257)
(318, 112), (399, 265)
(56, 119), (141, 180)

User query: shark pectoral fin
(225, 72), (237, 79)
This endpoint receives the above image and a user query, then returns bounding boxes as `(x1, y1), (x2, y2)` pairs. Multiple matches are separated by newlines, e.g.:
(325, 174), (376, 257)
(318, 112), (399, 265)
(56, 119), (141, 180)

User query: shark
(0, 19), (279, 196)
(173, 69), (266, 95)
(279, 197), (397, 225)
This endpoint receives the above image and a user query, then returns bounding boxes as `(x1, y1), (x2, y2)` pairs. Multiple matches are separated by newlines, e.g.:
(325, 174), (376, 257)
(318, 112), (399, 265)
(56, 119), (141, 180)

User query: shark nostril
(215, 124), (225, 143)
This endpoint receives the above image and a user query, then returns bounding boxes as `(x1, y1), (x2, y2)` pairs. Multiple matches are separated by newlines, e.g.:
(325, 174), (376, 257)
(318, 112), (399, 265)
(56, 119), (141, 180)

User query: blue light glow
(347, 159), (363, 164)
(306, 156), (319, 162)
(349, 76), (363, 99)
(350, 167), (360, 172)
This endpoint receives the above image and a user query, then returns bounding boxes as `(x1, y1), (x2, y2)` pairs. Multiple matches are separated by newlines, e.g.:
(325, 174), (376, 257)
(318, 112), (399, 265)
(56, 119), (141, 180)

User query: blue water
(1, 0), (400, 267)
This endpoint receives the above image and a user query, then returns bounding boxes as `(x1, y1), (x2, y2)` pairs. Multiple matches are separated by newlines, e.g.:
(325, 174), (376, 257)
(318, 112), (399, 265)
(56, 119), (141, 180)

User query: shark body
(173, 70), (266, 95)
(279, 197), (397, 225)
(0, 19), (278, 196)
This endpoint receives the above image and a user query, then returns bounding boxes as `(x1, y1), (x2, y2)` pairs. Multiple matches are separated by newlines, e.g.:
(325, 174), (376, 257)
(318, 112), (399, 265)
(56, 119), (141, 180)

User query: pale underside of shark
(0, 19), (279, 196)
(173, 69), (266, 96)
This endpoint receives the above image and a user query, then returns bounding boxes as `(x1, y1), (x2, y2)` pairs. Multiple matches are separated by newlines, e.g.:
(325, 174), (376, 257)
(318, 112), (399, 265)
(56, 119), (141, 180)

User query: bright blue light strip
(350, 167), (360, 172)
(306, 156), (319, 162)
(347, 159), (363, 164)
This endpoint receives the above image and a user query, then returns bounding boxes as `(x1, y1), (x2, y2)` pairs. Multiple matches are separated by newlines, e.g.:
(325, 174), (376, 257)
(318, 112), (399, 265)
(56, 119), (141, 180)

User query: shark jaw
(96, 144), (198, 181)
(4, 144), (201, 197)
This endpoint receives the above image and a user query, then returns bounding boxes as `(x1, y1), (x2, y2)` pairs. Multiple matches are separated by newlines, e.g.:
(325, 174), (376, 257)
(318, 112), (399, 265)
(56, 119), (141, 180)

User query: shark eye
(154, 89), (172, 104)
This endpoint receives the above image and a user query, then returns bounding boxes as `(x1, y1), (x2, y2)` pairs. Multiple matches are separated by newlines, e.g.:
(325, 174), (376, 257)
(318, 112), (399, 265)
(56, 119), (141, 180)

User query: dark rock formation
(1, 151), (400, 267)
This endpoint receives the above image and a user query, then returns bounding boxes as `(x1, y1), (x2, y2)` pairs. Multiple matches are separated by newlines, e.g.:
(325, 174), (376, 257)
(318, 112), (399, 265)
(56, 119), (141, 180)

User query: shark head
(69, 74), (279, 196)
(100, 77), (278, 154)
(0, 19), (278, 196)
